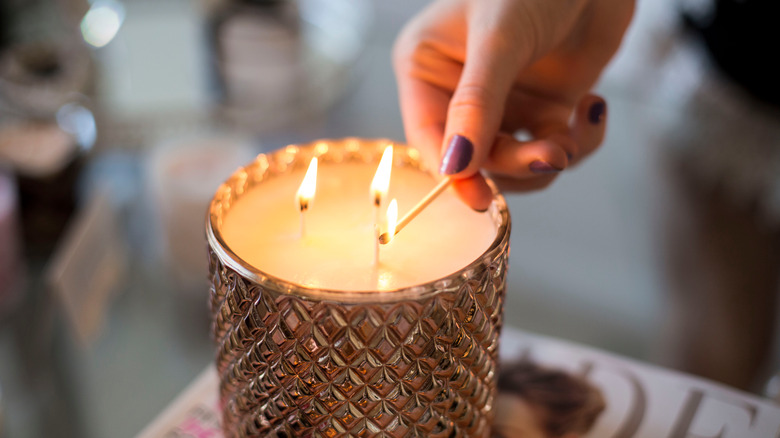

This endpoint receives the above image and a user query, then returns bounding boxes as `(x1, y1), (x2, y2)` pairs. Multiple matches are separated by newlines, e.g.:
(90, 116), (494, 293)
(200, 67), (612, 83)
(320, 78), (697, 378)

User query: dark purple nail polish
(439, 135), (473, 175)
(588, 101), (606, 124)
(529, 160), (562, 174)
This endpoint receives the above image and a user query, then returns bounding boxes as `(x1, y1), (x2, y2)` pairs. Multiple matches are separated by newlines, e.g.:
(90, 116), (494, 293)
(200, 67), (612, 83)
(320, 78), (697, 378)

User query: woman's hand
(393, 0), (635, 210)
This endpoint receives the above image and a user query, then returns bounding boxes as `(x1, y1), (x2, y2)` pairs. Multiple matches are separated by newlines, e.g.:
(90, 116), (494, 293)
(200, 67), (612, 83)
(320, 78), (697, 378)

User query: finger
(490, 173), (559, 193)
(500, 89), (580, 162)
(396, 78), (449, 168)
(451, 173), (494, 212)
(392, 0), (465, 169)
(570, 94), (607, 166)
(438, 6), (531, 178)
(527, 110), (577, 161)
(396, 75), (497, 211)
(483, 133), (569, 177)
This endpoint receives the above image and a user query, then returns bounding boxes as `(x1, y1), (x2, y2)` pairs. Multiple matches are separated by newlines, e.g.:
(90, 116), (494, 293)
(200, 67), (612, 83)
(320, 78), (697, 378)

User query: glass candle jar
(206, 138), (511, 437)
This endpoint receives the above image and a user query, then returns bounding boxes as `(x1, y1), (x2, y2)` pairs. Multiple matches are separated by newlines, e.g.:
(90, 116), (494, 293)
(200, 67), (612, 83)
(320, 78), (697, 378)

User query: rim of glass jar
(206, 137), (511, 304)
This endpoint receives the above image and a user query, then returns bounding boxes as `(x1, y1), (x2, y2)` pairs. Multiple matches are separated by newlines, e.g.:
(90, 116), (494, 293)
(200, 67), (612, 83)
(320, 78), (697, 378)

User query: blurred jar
(210, 0), (303, 119)
(0, 0), (96, 259)
(0, 105), (95, 258)
(147, 134), (255, 295)
(207, 0), (372, 132)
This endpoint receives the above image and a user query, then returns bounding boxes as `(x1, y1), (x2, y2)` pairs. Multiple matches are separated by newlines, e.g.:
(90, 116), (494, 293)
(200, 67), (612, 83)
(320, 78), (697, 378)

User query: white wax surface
(222, 163), (497, 291)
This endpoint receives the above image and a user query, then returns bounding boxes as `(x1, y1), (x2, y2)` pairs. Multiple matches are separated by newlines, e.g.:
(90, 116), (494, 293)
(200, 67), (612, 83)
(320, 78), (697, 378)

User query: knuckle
(392, 24), (422, 68)
(450, 83), (496, 114)
(392, 36), (444, 75)
(391, 36), (414, 72)
(481, 32), (517, 59)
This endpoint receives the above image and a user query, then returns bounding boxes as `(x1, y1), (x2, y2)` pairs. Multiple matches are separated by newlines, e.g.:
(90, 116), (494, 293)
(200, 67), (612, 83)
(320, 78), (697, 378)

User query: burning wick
(378, 178), (451, 244)
(296, 157), (318, 239)
(371, 145), (393, 265)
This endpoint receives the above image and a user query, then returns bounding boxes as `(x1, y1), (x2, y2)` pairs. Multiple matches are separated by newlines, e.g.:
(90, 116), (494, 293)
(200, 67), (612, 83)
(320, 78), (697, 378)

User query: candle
(207, 138), (511, 438)
(221, 155), (496, 291)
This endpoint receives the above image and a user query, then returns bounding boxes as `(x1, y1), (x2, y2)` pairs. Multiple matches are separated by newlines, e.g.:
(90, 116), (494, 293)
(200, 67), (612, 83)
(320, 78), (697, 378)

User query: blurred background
(0, 0), (778, 436)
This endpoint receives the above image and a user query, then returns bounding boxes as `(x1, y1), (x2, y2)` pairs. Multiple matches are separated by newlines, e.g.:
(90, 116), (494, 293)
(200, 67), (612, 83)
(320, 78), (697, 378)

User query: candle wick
(299, 204), (307, 239)
(373, 198), (382, 266)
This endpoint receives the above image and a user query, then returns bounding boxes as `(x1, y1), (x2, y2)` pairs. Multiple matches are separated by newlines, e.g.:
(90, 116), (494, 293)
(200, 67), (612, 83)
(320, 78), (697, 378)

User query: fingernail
(529, 160), (563, 174)
(588, 100), (606, 124)
(439, 135), (473, 175)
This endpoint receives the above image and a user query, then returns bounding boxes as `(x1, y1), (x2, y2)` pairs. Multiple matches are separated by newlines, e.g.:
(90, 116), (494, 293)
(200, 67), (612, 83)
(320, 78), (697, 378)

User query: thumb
(438, 19), (523, 177)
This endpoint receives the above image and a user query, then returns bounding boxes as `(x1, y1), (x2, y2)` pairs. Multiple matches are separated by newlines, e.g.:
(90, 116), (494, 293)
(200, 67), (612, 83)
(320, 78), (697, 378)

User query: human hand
(393, 0), (635, 210)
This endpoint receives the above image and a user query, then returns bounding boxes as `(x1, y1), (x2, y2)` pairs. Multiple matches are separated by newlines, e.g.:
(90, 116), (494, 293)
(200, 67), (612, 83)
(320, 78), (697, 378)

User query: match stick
(373, 225), (380, 266)
(378, 178), (451, 244)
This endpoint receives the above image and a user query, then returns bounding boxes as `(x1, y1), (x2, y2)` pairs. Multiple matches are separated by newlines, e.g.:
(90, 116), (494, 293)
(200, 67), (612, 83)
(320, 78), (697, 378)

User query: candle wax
(222, 162), (497, 291)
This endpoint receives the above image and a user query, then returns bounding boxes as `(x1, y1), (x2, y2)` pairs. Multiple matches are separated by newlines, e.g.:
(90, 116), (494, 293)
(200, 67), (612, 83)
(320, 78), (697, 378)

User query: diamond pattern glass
(207, 139), (511, 438)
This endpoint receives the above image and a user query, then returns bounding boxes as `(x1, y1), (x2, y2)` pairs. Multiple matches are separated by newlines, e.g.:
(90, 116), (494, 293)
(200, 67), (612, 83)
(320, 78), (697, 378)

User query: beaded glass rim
(206, 137), (511, 303)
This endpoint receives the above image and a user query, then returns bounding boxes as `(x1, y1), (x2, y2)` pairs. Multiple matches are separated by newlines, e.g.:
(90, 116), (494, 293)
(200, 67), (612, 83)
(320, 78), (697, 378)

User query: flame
(370, 146), (393, 206)
(297, 157), (318, 211)
(386, 199), (398, 243)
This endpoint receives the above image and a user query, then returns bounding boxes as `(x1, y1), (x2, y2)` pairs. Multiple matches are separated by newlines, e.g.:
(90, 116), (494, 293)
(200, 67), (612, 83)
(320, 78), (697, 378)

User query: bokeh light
(80, 1), (125, 48)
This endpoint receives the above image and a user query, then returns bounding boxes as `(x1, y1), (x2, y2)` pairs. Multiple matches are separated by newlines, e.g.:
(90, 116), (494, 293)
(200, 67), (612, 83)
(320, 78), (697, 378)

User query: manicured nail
(439, 135), (473, 175)
(588, 100), (606, 124)
(529, 160), (562, 174)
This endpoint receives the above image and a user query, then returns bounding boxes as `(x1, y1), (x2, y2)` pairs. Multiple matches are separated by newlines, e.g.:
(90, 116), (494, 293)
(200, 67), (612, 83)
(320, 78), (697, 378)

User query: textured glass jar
(206, 138), (511, 437)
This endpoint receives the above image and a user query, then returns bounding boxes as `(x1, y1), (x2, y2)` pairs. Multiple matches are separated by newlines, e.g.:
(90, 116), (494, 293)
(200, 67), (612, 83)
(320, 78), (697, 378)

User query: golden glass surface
(206, 138), (511, 437)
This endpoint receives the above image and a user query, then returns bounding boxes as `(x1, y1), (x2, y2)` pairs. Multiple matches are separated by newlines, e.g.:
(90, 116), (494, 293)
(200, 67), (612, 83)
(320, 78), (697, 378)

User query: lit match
(378, 177), (451, 244)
